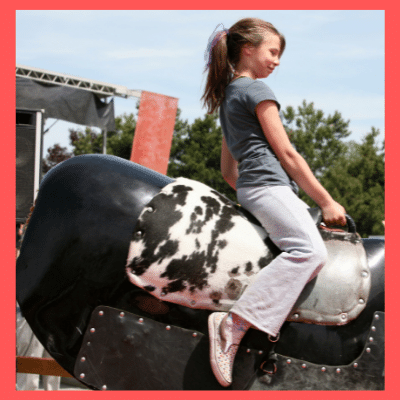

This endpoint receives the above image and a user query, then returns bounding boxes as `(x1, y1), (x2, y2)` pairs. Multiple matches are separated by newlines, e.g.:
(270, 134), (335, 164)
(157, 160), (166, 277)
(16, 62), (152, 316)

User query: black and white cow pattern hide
(126, 178), (273, 311)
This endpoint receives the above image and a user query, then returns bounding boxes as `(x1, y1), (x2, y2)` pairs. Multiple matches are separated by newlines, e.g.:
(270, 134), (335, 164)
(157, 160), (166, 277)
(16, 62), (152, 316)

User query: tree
(42, 143), (73, 174)
(168, 112), (236, 201)
(69, 112), (137, 159)
(320, 128), (384, 237)
(282, 100), (351, 178)
(41, 113), (137, 176)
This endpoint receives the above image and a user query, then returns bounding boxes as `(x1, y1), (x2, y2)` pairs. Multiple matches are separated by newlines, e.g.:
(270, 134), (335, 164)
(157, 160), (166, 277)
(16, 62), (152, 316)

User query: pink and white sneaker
(208, 312), (239, 387)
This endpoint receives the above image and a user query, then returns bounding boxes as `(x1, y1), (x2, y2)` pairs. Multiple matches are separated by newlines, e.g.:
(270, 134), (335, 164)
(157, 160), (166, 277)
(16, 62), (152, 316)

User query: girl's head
(202, 18), (285, 114)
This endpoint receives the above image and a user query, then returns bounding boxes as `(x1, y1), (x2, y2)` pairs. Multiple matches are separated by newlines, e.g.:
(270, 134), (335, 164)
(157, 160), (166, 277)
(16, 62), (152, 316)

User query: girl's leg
(233, 185), (328, 336)
(209, 185), (327, 386)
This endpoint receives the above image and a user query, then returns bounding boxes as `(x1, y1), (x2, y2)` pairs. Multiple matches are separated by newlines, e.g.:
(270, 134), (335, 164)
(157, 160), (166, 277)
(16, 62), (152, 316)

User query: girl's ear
(242, 43), (255, 57)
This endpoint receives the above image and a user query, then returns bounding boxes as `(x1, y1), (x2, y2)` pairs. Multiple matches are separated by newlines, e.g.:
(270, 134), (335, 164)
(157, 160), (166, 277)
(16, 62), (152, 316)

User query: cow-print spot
(225, 278), (244, 300)
(126, 177), (273, 312)
(228, 267), (240, 277)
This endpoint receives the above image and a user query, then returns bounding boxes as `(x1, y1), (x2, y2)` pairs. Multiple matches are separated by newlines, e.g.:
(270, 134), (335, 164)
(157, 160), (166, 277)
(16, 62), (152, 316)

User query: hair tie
(204, 23), (230, 69)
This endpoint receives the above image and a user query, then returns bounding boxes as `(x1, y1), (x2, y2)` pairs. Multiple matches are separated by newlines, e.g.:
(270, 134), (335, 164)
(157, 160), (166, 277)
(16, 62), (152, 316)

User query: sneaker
(208, 312), (239, 387)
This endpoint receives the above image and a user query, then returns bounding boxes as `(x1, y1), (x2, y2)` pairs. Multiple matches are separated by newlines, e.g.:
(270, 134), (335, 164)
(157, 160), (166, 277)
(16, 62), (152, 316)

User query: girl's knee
(314, 244), (328, 266)
(307, 244), (328, 280)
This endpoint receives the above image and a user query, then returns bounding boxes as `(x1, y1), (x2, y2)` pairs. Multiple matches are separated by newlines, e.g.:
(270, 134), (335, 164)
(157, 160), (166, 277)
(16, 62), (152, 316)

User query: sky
(16, 10), (385, 154)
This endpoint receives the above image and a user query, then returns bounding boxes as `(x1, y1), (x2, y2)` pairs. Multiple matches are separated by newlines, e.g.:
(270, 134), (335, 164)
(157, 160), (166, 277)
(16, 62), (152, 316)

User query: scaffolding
(16, 64), (141, 99)
(16, 64), (142, 153)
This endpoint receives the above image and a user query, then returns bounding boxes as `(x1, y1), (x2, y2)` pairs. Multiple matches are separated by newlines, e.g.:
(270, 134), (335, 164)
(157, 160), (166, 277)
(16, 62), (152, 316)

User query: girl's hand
(321, 201), (347, 226)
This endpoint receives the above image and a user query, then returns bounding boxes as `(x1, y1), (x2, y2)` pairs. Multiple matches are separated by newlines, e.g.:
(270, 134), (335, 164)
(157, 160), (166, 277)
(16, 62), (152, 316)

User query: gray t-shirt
(220, 77), (297, 192)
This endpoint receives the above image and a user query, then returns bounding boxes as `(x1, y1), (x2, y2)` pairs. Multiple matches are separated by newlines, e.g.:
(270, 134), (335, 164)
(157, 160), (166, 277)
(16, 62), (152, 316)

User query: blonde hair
(202, 18), (285, 114)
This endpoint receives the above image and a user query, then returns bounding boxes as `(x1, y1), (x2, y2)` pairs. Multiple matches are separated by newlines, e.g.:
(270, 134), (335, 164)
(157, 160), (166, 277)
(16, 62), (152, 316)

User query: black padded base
(74, 306), (266, 390)
(250, 311), (384, 390)
(75, 308), (384, 390)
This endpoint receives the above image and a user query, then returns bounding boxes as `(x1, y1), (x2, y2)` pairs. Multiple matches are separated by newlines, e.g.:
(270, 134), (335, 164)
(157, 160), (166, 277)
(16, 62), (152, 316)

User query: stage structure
(16, 64), (178, 175)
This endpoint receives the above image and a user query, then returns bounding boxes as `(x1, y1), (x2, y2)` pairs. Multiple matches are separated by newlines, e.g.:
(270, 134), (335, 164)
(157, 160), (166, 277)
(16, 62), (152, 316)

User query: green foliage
(282, 100), (351, 178)
(107, 113), (137, 159)
(281, 100), (352, 205)
(320, 128), (385, 237)
(69, 113), (136, 159)
(69, 127), (103, 155)
(168, 112), (236, 201)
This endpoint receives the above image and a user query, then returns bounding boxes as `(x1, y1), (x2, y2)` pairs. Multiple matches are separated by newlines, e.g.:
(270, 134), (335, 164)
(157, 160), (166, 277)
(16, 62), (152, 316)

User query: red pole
(130, 91), (178, 175)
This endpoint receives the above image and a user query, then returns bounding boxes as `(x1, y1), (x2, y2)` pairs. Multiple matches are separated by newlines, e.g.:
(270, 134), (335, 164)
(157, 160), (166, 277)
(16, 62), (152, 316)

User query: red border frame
(5, 3), (394, 399)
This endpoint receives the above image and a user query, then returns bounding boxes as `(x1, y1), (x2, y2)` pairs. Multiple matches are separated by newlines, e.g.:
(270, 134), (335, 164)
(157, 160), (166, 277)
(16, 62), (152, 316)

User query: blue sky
(16, 10), (385, 153)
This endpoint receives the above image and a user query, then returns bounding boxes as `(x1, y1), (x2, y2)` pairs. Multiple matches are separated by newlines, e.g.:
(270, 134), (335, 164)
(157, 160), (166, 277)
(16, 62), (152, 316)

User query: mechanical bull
(16, 154), (385, 390)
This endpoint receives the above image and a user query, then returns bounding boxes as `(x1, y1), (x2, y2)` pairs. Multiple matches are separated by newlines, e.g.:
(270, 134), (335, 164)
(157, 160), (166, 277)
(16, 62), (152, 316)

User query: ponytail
(201, 18), (286, 114)
(202, 29), (232, 114)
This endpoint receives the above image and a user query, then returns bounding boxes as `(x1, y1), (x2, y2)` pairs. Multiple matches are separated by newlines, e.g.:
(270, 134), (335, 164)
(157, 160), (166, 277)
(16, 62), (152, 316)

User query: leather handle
(345, 214), (357, 233)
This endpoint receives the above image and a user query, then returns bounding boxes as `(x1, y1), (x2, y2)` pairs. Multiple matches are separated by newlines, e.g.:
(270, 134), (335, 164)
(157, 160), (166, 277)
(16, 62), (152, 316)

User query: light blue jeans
(232, 185), (328, 337)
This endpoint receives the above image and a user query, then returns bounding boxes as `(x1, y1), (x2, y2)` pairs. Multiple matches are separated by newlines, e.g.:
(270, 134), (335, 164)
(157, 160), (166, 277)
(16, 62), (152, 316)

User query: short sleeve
(244, 80), (280, 115)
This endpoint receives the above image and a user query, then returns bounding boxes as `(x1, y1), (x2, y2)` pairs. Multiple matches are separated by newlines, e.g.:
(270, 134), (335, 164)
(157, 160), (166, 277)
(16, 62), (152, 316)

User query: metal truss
(16, 64), (142, 99)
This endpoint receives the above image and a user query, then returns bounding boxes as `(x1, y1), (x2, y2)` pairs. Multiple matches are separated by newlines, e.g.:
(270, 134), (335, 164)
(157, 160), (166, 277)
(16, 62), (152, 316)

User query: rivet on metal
(293, 313), (299, 319)
(147, 207), (154, 213)
(268, 333), (280, 343)
(192, 332), (198, 337)
(375, 314), (380, 320)
(90, 328), (95, 333)
(80, 373), (85, 379)
(341, 313), (347, 320)
(258, 350), (263, 355)
(87, 341), (91, 346)
(101, 385), (107, 390)
(166, 325), (171, 330)
(369, 337), (374, 342)
(247, 349), (251, 353)
(321, 367), (326, 372)
(136, 231), (142, 237)
(353, 363), (358, 368)
(301, 363), (307, 369)
(191, 300), (196, 305)
(361, 271), (368, 278)
(139, 318), (144, 323)
(99, 310), (104, 316)
(286, 359), (292, 364)
(366, 347), (371, 353)
(359, 298), (365, 304)
(372, 326), (376, 332)
(120, 312), (125, 317)
(160, 292), (166, 297)
(80, 357), (86, 362)
(336, 368), (341, 374)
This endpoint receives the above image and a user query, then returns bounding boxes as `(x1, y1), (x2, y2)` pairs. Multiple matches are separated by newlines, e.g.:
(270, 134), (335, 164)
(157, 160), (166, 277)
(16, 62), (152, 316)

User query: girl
(202, 18), (347, 387)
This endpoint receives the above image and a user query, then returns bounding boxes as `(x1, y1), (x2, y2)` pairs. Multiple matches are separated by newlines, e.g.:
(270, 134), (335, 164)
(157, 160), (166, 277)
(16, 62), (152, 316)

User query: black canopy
(16, 76), (115, 131)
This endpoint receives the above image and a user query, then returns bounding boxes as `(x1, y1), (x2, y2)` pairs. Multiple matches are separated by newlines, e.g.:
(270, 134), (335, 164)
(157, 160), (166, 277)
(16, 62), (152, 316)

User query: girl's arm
(256, 100), (346, 226)
(221, 136), (238, 190)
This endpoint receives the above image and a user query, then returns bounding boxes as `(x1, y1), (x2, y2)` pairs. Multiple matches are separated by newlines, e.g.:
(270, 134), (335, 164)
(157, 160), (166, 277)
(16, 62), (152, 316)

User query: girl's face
(246, 33), (281, 80)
